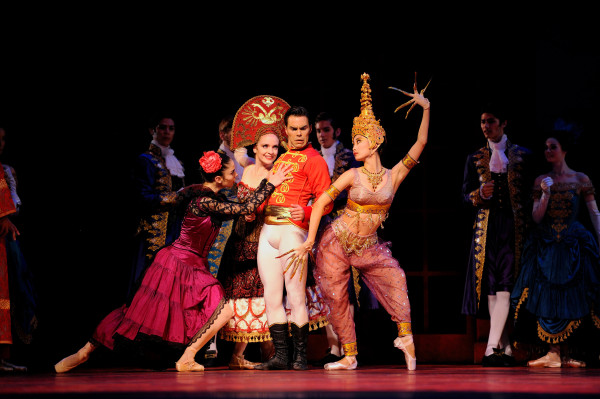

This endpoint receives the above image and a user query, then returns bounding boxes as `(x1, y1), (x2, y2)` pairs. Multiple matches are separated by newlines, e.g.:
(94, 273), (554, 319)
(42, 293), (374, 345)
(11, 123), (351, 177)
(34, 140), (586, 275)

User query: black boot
(254, 323), (289, 370)
(291, 322), (309, 371)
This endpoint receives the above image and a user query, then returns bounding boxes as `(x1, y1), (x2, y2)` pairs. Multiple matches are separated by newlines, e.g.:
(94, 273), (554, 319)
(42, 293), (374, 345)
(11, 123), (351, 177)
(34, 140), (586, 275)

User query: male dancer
(462, 103), (532, 367)
(255, 106), (332, 370)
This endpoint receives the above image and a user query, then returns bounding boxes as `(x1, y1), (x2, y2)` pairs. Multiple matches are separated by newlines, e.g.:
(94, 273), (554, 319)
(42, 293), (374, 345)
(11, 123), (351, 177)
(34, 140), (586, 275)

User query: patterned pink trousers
(314, 221), (412, 348)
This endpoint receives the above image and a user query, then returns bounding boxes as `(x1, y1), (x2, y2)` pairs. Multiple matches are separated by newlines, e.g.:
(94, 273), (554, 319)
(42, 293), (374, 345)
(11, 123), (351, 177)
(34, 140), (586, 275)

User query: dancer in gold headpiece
(281, 72), (430, 370)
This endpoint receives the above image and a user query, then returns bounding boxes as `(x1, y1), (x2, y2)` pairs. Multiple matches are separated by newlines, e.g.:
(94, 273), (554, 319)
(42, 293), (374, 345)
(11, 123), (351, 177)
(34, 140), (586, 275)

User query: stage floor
(1, 365), (600, 399)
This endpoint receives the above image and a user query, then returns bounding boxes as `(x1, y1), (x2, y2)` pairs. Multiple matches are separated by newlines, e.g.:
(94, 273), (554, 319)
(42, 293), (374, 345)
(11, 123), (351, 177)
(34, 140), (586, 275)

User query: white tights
(257, 224), (309, 326)
(486, 291), (512, 356)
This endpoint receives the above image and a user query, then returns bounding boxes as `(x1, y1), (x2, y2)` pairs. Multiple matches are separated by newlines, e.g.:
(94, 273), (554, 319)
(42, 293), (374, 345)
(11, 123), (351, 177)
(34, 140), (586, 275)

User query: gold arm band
(325, 184), (341, 201)
(265, 205), (293, 225)
(402, 153), (419, 170)
(342, 342), (358, 356)
(346, 199), (390, 215)
(397, 322), (412, 336)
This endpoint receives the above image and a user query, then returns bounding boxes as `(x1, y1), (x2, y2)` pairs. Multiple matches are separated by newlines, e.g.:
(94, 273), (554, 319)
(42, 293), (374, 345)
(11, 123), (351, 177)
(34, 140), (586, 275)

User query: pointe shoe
(562, 357), (586, 368)
(54, 342), (94, 373)
(324, 356), (357, 370)
(527, 352), (561, 368)
(175, 361), (205, 372)
(394, 335), (417, 371)
(229, 354), (260, 370)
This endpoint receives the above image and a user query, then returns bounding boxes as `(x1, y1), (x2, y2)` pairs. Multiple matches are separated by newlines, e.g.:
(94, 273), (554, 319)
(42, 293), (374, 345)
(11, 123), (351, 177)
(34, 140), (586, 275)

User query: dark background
(1, 10), (598, 368)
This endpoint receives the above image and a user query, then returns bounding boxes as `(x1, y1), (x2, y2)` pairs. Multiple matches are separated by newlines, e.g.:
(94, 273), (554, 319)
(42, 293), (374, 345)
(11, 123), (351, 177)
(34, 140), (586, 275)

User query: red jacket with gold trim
(268, 144), (332, 231)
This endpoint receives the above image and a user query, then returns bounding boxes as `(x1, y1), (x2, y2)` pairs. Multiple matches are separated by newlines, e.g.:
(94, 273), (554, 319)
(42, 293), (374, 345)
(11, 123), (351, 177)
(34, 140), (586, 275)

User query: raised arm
(390, 90), (430, 193)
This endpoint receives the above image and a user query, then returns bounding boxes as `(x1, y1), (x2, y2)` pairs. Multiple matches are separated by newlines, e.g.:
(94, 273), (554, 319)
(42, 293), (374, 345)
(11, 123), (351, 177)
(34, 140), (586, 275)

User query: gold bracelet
(402, 153), (419, 170)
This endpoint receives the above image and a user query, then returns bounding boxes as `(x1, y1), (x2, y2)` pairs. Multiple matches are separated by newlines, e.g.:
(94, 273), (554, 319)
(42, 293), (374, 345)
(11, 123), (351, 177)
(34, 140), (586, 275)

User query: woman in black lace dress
(54, 151), (291, 373)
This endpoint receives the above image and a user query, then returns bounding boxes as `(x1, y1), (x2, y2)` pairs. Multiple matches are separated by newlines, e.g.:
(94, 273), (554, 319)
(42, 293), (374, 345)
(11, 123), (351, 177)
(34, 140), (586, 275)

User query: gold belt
(345, 199), (390, 215)
(264, 205), (293, 225)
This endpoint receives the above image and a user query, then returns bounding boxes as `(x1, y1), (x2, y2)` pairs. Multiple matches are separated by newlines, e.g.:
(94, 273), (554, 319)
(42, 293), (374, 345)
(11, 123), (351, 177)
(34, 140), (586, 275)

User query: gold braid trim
(352, 266), (361, 308)
(592, 309), (600, 330)
(474, 209), (489, 307)
(513, 287), (528, 321)
(506, 143), (527, 279)
(307, 316), (329, 332)
(342, 342), (358, 356)
(219, 330), (271, 343)
(537, 319), (581, 344)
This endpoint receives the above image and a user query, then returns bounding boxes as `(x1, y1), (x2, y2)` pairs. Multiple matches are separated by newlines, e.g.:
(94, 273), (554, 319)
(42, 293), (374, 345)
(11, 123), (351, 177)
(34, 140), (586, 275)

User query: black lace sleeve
(193, 179), (274, 217)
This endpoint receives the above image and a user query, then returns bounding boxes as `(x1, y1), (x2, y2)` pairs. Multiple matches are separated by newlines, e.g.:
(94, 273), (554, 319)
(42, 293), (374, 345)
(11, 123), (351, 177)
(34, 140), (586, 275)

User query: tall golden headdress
(351, 73), (386, 150)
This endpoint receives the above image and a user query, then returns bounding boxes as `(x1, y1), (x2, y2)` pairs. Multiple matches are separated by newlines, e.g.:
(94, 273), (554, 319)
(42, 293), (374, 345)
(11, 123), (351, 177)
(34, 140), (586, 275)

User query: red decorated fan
(230, 95), (290, 149)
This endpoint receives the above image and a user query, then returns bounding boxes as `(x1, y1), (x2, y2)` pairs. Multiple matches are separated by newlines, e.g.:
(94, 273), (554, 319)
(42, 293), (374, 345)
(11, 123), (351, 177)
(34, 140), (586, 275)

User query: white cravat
(488, 135), (508, 173)
(321, 141), (338, 177)
(151, 139), (185, 178)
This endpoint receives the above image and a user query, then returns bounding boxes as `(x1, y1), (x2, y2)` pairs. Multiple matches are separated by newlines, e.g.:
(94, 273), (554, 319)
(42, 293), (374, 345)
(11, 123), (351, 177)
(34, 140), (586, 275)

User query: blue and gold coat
(128, 143), (185, 297)
(461, 138), (532, 316)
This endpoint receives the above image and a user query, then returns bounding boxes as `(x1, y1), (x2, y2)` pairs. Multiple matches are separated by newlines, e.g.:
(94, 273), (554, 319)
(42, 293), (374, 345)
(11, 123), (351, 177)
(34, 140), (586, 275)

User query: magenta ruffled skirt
(93, 244), (225, 350)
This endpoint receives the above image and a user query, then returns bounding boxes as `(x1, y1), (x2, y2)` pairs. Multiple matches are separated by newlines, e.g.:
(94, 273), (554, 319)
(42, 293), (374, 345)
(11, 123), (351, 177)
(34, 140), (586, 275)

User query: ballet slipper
(175, 360), (205, 372)
(562, 357), (586, 368)
(229, 354), (260, 370)
(527, 352), (561, 368)
(54, 342), (95, 373)
(324, 355), (357, 370)
(394, 335), (417, 371)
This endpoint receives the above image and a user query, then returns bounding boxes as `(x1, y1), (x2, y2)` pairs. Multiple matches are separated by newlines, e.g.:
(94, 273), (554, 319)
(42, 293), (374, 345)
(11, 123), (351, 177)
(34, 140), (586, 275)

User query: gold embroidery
(513, 287), (528, 321)
(272, 153), (304, 204)
(397, 322), (412, 336)
(342, 342), (358, 356)
(325, 185), (341, 201)
(474, 209), (489, 306)
(401, 153), (419, 170)
(592, 309), (600, 329)
(332, 218), (378, 257)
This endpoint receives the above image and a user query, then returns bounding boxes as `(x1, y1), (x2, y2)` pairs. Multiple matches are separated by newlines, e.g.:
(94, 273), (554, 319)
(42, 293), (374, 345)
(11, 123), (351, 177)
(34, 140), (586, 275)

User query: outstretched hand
(268, 164), (294, 187)
(389, 72), (431, 119)
(277, 240), (315, 282)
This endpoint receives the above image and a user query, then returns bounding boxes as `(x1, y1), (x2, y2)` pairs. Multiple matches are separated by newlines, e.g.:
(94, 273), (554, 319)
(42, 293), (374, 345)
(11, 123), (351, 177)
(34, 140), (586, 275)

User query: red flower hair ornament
(199, 151), (222, 174)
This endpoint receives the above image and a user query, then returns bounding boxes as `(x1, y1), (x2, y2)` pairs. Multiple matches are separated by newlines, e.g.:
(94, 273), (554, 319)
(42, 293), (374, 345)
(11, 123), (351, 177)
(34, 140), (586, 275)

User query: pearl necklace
(360, 166), (385, 191)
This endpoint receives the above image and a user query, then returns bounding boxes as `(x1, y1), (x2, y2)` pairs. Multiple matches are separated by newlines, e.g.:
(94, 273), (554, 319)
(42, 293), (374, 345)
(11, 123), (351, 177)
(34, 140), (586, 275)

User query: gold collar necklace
(360, 166), (385, 191)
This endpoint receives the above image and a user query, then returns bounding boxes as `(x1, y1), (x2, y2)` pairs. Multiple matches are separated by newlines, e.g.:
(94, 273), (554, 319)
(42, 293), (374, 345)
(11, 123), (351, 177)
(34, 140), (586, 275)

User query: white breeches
(257, 224), (308, 325)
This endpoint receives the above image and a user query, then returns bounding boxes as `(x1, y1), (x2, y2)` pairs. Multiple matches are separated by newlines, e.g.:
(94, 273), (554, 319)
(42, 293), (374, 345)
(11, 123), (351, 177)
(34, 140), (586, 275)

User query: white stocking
(486, 291), (510, 356)
(281, 226), (309, 326)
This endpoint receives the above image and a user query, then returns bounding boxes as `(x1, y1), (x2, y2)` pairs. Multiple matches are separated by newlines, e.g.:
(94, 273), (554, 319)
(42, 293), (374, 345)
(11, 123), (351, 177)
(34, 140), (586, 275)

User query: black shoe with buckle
(482, 349), (505, 367)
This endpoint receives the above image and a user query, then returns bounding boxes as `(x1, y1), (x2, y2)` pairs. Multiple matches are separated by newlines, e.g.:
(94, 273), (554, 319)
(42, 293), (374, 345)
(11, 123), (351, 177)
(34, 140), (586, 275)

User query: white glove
(540, 176), (554, 194)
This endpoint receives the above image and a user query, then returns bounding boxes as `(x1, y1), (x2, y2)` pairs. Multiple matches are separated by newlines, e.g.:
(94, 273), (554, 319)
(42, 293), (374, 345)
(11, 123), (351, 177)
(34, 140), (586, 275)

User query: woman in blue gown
(511, 130), (600, 368)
